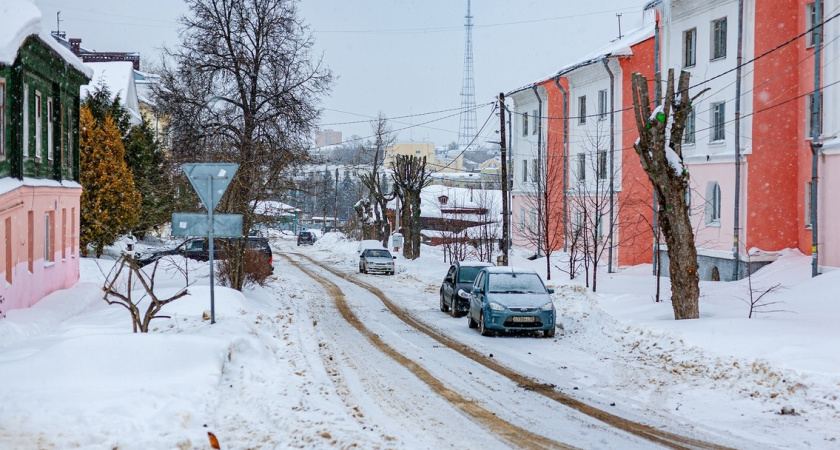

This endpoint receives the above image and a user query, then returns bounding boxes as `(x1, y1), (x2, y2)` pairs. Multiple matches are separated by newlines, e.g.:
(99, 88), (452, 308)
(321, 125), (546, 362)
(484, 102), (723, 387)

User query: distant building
(384, 142), (437, 170)
(315, 129), (342, 148)
(51, 34), (141, 71)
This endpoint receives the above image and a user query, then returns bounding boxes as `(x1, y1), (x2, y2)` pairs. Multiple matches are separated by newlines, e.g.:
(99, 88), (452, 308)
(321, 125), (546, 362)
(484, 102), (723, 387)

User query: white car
(359, 248), (396, 275)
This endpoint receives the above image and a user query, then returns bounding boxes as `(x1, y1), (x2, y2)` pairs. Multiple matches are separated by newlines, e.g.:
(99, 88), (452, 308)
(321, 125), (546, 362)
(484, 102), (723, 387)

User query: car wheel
(358, 265), (363, 274)
(440, 293), (450, 312)
(479, 312), (493, 337)
(449, 297), (460, 318)
(468, 313), (477, 329)
(544, 327), (556, 338)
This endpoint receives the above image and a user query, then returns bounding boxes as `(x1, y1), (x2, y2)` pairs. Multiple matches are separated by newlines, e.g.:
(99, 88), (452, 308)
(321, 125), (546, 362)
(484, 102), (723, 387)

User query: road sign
(171, 213), (243, 238)
(183, 163), (239, 212)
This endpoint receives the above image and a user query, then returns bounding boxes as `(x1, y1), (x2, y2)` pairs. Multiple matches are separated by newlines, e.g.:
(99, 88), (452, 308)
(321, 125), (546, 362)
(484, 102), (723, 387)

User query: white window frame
(577, 153), (586, 182)
(711, 18), (727, 60)
(23, 84), (29, 158)
(35, 90), (42, 161)
(807, 92), (823, 138)
(44, 212), (54, 264)
(522, 111), (529, 136)
(705, 181), (722, 225)
(578, 95), (587, 124)
(519, 207), (525, 230)
(598, 150), (607, 180)
(47, 97), (54, 161)
(711, 102), (726, 142)
(522, 158), (528, 183)
(532, 109), (538, 135)
(598, 89), (608, 120)
(684, 107), (696, 144)
(683, 28), (697, 68)
(807, 2), (823, 47)
(66, 108), (73, 169)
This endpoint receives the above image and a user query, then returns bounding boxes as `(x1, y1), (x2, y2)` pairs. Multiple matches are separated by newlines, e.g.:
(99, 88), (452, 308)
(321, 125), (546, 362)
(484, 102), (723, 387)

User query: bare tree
(154, 0), (331, 290)
(631, 70), (705, 320)
(391, 155), (432, 259)
(359, 114), (397, 248)
(470, 188), (502, 263)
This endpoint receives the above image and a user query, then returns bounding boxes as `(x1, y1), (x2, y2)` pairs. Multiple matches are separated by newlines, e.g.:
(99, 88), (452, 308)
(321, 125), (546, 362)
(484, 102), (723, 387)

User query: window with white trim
(711, 102), (726, 142)
(35, 91), (42, 161)
(807, 92), (823, 138)
(705, 181), (721, 225)
(711, 18), (727, 60)
(598, 150), (607, 180)
(807, 2), (823, 47)
(684, 107), (696, 144)
(598, 89), (608, 120)
(66, 109), (73, 169)
(522, 111), (529, 136)
(578, 95), (587, 124)
(577, 153), (586, 182)
(532, 109), (538, 135)
(47, 98), (54, 161)
(44, 212), (54, 263)
(23, 84), (29, 158)
(522, 158), (528, 183)
(683, 28), (697, 67)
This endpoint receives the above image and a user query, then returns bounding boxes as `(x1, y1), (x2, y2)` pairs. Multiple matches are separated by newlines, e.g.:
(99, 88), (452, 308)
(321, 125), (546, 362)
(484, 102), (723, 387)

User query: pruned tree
(631, 69), (705, 320)
(391, 154), (432, 259)
(154, 0), (332, 290)
(359, 114), (396, 248)
(101, 256), (189, 333)
(79, 106), (141, 257)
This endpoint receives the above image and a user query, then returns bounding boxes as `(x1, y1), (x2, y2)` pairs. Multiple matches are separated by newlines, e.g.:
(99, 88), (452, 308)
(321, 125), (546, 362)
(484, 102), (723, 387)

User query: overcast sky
(33, 0), (646, 147)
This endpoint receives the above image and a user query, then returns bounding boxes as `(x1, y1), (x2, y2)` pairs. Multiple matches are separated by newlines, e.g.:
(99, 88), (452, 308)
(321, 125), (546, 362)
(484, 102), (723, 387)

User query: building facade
(1, 2), (91, 313)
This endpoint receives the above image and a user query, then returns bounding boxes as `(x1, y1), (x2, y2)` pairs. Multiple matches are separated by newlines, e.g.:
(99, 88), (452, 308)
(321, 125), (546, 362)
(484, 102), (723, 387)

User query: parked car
(358, 248), (396, 275)
(440, 260), (494, 317)
(136, 236), (273, 274)
(297, 231), (316, 246)
(466, 267), (556, 337)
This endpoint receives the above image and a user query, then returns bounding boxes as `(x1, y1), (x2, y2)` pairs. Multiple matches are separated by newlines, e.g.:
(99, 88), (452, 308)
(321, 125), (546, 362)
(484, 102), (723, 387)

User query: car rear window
(366, 249), (391, 258)
(488, 273), (545, 294)
(458, 266), (483, 283)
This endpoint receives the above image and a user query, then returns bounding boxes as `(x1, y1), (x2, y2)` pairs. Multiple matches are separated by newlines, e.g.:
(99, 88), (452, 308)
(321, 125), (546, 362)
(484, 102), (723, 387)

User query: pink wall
(0, 183), (81, 314)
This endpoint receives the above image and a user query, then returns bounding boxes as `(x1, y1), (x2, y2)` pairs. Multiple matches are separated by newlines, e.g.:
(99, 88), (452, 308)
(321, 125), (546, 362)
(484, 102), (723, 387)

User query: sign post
(175, 163), (240, 324)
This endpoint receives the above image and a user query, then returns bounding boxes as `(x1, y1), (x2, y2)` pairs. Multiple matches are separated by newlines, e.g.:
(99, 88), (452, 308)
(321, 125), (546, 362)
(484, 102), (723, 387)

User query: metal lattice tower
(458, 0), (477, 150)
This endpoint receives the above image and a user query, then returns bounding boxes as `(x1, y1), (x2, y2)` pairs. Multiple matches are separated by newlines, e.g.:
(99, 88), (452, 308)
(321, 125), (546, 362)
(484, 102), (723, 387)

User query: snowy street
(0, 232), (838, 449)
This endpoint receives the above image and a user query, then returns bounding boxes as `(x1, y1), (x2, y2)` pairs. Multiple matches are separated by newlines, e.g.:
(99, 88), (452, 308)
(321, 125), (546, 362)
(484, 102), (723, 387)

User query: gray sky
(34, 0), (645, 146)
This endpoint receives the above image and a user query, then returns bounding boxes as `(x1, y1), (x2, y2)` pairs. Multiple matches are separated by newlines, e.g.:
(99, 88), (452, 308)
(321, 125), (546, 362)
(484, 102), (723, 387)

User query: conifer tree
(123, 119), (175, 238)
(79, 106), (141, 257)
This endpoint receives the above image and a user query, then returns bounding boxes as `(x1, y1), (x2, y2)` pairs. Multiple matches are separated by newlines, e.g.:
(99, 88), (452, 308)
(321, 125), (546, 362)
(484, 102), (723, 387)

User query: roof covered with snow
(81, 61), (141, 124)
(0, 0), (92, 78)
(507, 23), (655, 96)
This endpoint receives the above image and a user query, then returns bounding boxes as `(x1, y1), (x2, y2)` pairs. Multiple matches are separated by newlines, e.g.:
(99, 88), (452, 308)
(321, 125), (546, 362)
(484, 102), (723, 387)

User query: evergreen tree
(123, 119), (175, 238)
(79, 106), (141, 257)
(84, 83), (131, 136)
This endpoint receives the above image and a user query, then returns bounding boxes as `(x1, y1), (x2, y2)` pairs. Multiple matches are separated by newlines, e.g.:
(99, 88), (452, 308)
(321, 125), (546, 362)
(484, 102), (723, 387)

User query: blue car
(466, 267), (556, 338)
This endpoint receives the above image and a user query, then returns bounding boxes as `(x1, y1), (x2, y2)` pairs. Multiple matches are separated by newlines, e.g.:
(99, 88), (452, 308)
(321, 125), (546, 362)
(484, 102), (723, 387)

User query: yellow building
(384, 142), (437, 170)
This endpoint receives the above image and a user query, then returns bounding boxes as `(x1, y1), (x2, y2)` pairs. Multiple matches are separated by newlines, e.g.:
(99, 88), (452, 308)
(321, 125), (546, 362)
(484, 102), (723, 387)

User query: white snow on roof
(507, 23), (655, 96)
(0, 0), (92, 78)
(253, 200), (301, 215)
(81, 61), (141, 124)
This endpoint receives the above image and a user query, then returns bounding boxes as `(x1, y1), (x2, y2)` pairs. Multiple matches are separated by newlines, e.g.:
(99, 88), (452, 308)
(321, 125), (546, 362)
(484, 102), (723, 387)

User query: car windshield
(458, 266), (483, 283)
(487, 273), (546, 294)
(366, 249), (391, 258)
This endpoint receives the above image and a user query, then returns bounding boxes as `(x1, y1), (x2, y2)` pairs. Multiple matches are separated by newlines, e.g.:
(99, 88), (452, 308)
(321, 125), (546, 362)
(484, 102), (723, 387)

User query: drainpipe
(603, 57), (616, 273)
(811, 0), (822, 277)
(554, 75), (569, 253)
(653, 12), (661, 277)
(732, 0), (744, 281)
(531, 85), (543, 257)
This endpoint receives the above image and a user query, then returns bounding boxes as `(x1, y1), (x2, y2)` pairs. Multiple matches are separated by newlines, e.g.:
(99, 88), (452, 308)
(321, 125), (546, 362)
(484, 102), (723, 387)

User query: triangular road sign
(183, 163), (239, 212)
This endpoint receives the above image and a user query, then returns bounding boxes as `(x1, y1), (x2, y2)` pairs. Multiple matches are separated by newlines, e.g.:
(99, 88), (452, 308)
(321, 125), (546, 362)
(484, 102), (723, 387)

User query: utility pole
(732, 0), (744, 281)
(333, 167), (339, 232)
(810, 0), (823, 277)
(499, 93), (509, 266)
(616, 13), (623, 39)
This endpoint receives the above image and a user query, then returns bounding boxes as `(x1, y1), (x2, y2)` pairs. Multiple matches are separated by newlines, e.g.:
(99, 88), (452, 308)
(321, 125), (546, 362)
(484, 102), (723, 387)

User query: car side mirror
(393, 256), (397, 259)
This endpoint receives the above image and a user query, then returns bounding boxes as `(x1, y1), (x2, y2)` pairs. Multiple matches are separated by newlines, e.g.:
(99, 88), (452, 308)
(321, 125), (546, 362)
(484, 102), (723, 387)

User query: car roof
(482, 266), (539, 275)
(455, 261), (494, 268)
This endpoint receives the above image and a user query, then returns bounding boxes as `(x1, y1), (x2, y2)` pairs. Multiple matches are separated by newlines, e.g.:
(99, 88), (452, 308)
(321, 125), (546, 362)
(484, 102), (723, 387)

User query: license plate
(511, 316), (535, 323)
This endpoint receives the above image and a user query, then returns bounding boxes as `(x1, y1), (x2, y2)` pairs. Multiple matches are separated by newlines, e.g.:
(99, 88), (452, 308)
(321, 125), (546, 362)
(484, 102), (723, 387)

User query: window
(598, 150), (608, 179)
(808, 92), (823, 138)
(683, 28), (697, 67)
(28, 211), (34, 272)
(47, 98), (54, 161)
(598, 89), (608, 120)
(522, 111), (529, 136)
(66, 109), (73, 169)
(805, 182), (814, 228)
(705, 181), (721, 225)
(62, 208), (67, 260)
(712, 18), (727, 60)
(522, 159), (528, 183)
(35, 91), (42, 161)
(577, 153), (586, 182)
(573, 211), (583, 233)
(519, 207), (525, 230)
(711, 102), (726, 141)
(529, 209), (537, 231)
(44, 212), (55, 263)
(578, 95), (587, 124)
(596, 214), (604, 241)
(684, 107), (696, 144)
(807, 2), (823, 47)
(532, 158), (538, 183)
(532, 109), (538, 135)
(5, 217), (11, 283)
(23, 84), (29, 158)
(0, 79), (5, 158)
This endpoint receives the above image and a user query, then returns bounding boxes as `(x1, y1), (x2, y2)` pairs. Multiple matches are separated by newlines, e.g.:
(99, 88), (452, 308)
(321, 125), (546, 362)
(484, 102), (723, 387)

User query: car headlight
(541, 301), (555, 311)
(488, 302), (505, 311)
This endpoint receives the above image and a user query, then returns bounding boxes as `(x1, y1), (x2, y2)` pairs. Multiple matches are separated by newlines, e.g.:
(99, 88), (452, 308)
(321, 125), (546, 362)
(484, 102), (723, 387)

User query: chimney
(69, 38), (81, 54)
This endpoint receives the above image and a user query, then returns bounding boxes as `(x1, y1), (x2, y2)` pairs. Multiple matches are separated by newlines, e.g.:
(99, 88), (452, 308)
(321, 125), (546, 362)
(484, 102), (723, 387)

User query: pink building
(0, 1), (91, 314)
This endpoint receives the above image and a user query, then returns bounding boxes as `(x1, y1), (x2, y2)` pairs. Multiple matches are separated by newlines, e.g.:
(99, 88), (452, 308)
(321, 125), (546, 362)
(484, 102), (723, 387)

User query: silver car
(359, 248), (396, 275)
